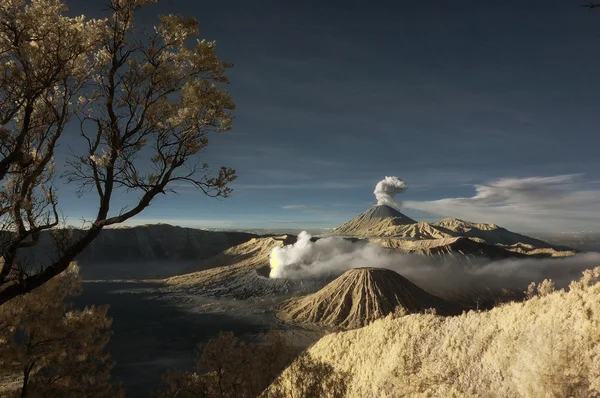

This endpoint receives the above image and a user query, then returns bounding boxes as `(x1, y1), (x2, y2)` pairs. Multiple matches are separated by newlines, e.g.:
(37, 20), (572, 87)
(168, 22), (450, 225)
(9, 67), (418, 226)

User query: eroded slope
(277, 267), (458, 329)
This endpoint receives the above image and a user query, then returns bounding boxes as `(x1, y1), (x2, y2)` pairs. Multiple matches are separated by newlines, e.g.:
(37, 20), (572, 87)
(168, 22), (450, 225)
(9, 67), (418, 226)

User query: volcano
(331, 205), (417, 236)
(276, 267), (458, 329)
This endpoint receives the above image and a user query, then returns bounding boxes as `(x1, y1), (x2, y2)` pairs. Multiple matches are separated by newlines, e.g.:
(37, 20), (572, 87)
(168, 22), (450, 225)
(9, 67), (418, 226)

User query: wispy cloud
(331, 202), (374, 208)
(281, 204), (348, 217)
(282, 205), (310, 210)
(224, 144), (347, 169)
(232, 181), (365, 190)
(404, 174), (600, 232)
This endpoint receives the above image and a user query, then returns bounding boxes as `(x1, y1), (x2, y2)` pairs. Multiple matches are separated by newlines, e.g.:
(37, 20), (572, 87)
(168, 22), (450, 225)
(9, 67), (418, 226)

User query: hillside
(271, 268), (600, 397)
(433, 218), (575, 254)
(164, 235), (334, 298)
(276, 268), (458, 329)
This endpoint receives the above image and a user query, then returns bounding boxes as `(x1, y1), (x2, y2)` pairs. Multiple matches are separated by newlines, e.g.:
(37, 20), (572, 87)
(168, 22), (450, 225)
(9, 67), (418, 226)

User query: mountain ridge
(330, 208), (576, 256)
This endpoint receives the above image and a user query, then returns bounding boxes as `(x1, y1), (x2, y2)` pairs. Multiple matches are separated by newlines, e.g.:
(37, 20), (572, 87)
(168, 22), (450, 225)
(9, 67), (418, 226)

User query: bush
(0, 263), (122, 397)
(157, 330), (299, 398)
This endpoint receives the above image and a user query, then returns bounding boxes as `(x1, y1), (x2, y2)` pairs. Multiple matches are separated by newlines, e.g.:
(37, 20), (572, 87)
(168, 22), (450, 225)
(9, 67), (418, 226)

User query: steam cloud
(374, 176), (407, 209)
(269, 232), (600, 296)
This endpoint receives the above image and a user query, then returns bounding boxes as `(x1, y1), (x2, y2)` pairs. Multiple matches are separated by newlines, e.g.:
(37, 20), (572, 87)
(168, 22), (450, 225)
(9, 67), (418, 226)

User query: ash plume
(269, 231), (600, 296)
(374, 176), (407, 209)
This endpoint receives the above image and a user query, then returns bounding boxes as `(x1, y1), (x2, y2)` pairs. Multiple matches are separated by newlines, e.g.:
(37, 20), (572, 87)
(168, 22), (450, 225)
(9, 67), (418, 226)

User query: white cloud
(269, 230), (600, 293)
(404, 174), (600, 232)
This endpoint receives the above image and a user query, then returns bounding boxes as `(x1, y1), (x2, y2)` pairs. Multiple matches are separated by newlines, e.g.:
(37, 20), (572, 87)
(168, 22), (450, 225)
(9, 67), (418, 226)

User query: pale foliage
(525, 278), (556, 299)
(0, 263), (121, 397)
(0, 0), (103, 284)
(276, 266), (600, 397)
(391, 305), (407, 319)
(0, 0), (236, 304)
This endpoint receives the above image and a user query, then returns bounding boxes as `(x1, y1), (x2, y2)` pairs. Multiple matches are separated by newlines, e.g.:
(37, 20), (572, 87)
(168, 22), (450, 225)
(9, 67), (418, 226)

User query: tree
(265, 352), (350, 398)
(524, 278), (555, 300)
(0, 262), (123, 397)
(0, 0), (236, 304)
(157, 331), (300, 398)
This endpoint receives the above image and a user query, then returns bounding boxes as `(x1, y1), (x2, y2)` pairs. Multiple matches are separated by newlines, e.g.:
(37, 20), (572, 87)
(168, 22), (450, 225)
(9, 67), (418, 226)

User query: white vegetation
(274, 267), (600, 398)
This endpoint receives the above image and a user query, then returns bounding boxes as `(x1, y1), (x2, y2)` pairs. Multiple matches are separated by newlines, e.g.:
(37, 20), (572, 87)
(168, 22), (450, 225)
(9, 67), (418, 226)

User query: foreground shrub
(0, 263), (122, 397)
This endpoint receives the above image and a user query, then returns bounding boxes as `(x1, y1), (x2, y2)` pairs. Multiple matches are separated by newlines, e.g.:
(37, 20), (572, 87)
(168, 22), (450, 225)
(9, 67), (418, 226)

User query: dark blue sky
(61, 0), (600, 232)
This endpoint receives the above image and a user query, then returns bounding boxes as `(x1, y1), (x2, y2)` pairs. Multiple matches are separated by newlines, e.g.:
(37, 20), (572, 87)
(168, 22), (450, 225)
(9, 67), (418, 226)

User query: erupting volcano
(331, 204), (417, 236)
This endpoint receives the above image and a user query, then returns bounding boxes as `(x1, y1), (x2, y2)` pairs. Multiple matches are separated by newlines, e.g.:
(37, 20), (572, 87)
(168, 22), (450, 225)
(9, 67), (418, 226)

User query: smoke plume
(374, 176), (407, 209)
(269, 231), (600, 296)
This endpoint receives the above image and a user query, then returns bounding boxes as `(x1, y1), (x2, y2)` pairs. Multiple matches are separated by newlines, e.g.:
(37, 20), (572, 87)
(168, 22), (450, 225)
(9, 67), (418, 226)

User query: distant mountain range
(331, 205), (576, 257)
(9, 225), (257, 279)
(4, 205), (582, 281)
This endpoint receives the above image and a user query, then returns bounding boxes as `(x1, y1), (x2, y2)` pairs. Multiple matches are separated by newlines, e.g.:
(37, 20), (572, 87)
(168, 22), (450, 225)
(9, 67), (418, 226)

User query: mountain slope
(384, 222), (455, 239)
(276, 267), (458, 329)
(371, 236), (528, 259)
(432, 218), (576, 256)
(331, 205), (417, 236)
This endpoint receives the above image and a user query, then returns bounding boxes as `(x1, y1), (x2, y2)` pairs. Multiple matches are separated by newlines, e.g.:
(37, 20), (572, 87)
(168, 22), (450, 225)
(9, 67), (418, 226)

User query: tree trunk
(20, 362), (35, 398)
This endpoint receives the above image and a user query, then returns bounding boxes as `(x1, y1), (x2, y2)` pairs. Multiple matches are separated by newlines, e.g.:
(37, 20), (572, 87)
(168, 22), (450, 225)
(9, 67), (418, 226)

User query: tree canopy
(0, 0), (236, 304)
